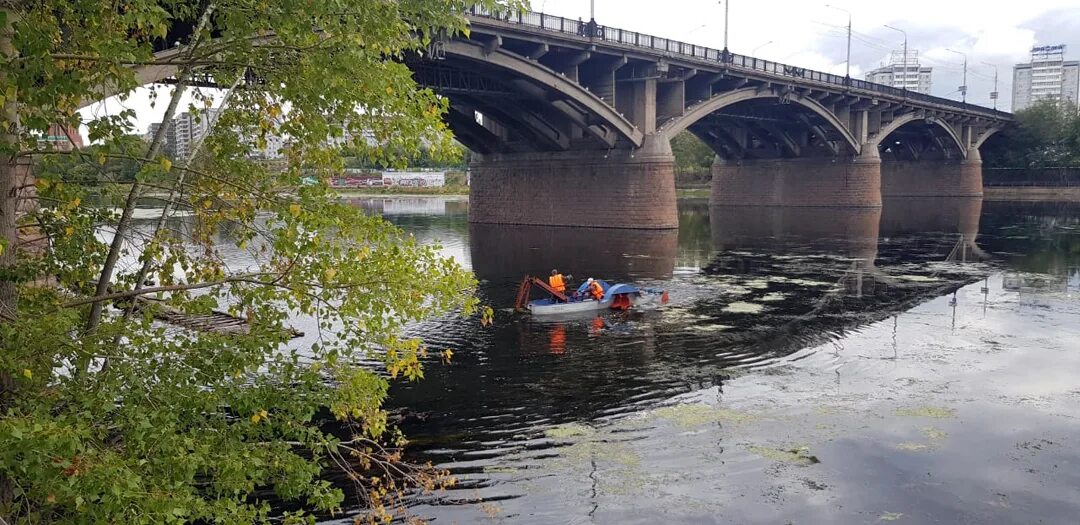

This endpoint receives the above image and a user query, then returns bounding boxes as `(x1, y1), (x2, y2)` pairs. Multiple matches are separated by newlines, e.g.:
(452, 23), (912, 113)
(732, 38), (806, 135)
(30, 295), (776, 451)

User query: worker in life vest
(548, 269), (570, 294)
(586, 278), (604, 301)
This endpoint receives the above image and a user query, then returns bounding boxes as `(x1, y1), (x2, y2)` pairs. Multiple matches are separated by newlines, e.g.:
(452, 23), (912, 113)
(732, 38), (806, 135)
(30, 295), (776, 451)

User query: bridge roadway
(417, 8), (1011, 229)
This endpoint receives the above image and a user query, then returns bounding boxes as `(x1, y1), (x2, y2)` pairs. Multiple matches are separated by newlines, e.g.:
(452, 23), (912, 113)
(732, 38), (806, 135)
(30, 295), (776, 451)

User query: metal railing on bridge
(467, 8), (1011, 120)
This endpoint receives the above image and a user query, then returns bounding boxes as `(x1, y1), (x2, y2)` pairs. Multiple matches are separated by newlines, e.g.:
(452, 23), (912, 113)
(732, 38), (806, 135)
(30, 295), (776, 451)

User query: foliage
(670, 130), (715, 174)
(0, 0), (520, 523)
(983, 100), (1080, 168)
(34, 135), (150, 189)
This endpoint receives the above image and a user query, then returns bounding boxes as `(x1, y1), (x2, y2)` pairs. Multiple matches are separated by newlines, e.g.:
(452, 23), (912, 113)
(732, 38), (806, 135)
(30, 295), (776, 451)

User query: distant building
(866, 50), (932, 95)
(39, 124), (85, 152)
(146, 112), (383, 161)
(144, 109), (222, 161)
(1012, 45), (1080, 112)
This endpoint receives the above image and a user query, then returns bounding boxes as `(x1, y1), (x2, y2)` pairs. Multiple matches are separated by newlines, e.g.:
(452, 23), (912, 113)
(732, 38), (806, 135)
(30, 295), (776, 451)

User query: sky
(535, 0), (1080, 110)
(80, 0), (1080, 136)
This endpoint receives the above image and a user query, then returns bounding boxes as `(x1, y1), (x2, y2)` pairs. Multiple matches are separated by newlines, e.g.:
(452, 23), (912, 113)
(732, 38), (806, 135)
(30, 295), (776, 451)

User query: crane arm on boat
(514, 275), (569, 312)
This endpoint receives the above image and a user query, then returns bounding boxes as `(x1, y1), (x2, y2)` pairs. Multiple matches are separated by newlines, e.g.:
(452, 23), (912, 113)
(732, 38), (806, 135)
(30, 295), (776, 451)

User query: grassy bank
(676, 188), (710, 198)
(983, 186), (1080, 201)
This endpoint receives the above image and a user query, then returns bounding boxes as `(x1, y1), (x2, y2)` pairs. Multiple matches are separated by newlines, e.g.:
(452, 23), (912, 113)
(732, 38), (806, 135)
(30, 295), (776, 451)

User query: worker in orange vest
(549, 269), (571, 294)
(586, 278), (604, 301)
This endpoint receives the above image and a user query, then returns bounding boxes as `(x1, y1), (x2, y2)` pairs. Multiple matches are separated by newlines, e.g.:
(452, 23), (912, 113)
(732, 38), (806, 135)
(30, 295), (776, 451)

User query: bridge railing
(467, 8), (1011, 119)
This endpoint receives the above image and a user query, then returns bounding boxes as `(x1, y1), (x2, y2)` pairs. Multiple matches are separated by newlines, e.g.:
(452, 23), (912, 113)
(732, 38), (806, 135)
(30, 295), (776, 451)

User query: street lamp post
(982, 61), (999, 110)
(883, 24), (907, 92)
(946, 48), (968, 104)
(718, 0), (730, 52)
(752, 40), (773, 56)
(590, 0), (595, 21)
(826, 5), (852, 81)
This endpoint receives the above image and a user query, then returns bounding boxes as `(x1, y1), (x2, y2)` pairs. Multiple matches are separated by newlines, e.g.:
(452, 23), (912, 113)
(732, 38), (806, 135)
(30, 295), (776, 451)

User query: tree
(983, 100), (1080, 168)
(670, 130), (715, 174)
(0, 1), (517, 523)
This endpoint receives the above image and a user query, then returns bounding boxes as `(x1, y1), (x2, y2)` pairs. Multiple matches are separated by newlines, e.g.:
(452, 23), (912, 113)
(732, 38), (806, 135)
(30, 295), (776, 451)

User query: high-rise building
(1012, 45), (1080, 112)
(145, 109), (222, 161)
(866, 50), (933, 95)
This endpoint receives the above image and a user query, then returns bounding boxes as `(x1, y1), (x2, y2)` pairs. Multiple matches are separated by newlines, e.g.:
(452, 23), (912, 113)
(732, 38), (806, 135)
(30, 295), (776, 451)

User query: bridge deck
(465, 8), (1010, 122)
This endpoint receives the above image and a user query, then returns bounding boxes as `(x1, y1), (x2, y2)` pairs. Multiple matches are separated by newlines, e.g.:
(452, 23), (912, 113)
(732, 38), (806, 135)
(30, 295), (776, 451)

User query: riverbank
(984, 186), (1080, 201)
(333, 186), (470, 196)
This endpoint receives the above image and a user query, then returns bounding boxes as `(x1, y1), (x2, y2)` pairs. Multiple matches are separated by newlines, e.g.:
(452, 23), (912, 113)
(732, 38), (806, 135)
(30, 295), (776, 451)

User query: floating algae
(744, 278), (771, 289)
(653, 404), (757, 429)
(683, 323), (734, 333)
(921, 426), (949, 441)
(747, 444), (820, 466)
(895, 406), (957, 419)
(722, 302), (765, 314)
(895, 442), (932, 452)
(879, 512), (904, 521)
(482, 465), (521, 474)
(893, 274), (943, 283)
(896, 425), (949, 452)
(545, 422), (596, 439)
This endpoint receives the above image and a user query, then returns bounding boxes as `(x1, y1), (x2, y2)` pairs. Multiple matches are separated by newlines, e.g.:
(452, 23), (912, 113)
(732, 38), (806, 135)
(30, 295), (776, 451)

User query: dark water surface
(320, 197), (1080, 524)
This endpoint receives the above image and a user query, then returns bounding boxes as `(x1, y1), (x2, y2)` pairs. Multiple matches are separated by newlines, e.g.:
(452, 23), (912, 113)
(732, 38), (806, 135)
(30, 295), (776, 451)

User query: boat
(514, 275), (668, 316)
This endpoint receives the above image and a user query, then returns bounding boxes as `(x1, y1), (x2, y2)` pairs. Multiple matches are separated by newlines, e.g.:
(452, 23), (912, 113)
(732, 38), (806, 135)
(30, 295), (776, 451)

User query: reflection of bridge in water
(711, 197), (987, 268)
(704, 198), (989, 340)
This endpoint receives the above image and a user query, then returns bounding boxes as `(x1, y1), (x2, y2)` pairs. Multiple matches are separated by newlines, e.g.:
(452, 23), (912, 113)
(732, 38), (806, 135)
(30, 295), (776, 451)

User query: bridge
(130, 8), (1013, 230)
(416, 8), (1011, 229)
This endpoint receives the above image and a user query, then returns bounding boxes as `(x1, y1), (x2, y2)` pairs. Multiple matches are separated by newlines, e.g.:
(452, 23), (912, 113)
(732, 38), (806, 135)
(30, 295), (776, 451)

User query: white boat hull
(527, 299), (606, 316)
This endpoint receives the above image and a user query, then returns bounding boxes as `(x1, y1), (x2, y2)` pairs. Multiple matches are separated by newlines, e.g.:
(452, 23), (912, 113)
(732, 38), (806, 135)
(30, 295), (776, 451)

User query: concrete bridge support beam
(709, 152), (882, 207)
(468, 135), (677, 229)
(881, 148), (983, 198)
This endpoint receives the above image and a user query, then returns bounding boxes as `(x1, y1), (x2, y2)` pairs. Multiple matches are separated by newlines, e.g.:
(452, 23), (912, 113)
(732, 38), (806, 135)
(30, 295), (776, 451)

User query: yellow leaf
(160, 157), (172, 172)
(64, 226), (74, 236)
(250, 413), (261, 424)
(288, 204), (301, 218)
(96, 155), (106, 165)
(324, 268), (337, 280)
(22, 369), (32, 379)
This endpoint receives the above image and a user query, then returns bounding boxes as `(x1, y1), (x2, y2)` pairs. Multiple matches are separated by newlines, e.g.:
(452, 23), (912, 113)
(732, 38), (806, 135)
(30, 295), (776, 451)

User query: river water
(306, 196), (1080, 524)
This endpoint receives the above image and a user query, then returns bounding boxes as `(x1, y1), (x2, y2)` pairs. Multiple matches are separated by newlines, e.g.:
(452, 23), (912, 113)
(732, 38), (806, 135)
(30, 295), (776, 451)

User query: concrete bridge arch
(658, 87), (862, 158)
(870, 112), (968, 160)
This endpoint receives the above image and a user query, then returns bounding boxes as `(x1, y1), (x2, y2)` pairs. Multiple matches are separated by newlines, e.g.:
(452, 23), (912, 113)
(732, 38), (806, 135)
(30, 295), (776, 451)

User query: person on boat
(586, 278), (604, 301)
(549, 269), (571, 294)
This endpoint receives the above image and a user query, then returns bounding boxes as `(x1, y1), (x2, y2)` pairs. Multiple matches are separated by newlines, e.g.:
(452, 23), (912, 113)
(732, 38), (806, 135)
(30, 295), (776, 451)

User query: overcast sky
(80, 0), (1080, 136)
(545, 0), (1080, 110)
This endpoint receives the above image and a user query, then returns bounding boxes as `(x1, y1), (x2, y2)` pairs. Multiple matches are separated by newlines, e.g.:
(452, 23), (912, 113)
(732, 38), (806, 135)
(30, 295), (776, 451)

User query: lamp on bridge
(982, 61), (999, 110)
(825, 4), (853, 82)
(946, 48), (968, 104)
(883, 24), (907, 94)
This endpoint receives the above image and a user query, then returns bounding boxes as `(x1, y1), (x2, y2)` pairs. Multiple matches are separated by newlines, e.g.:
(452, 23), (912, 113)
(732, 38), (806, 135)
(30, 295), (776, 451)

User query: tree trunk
(0, 7), (20, 520)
